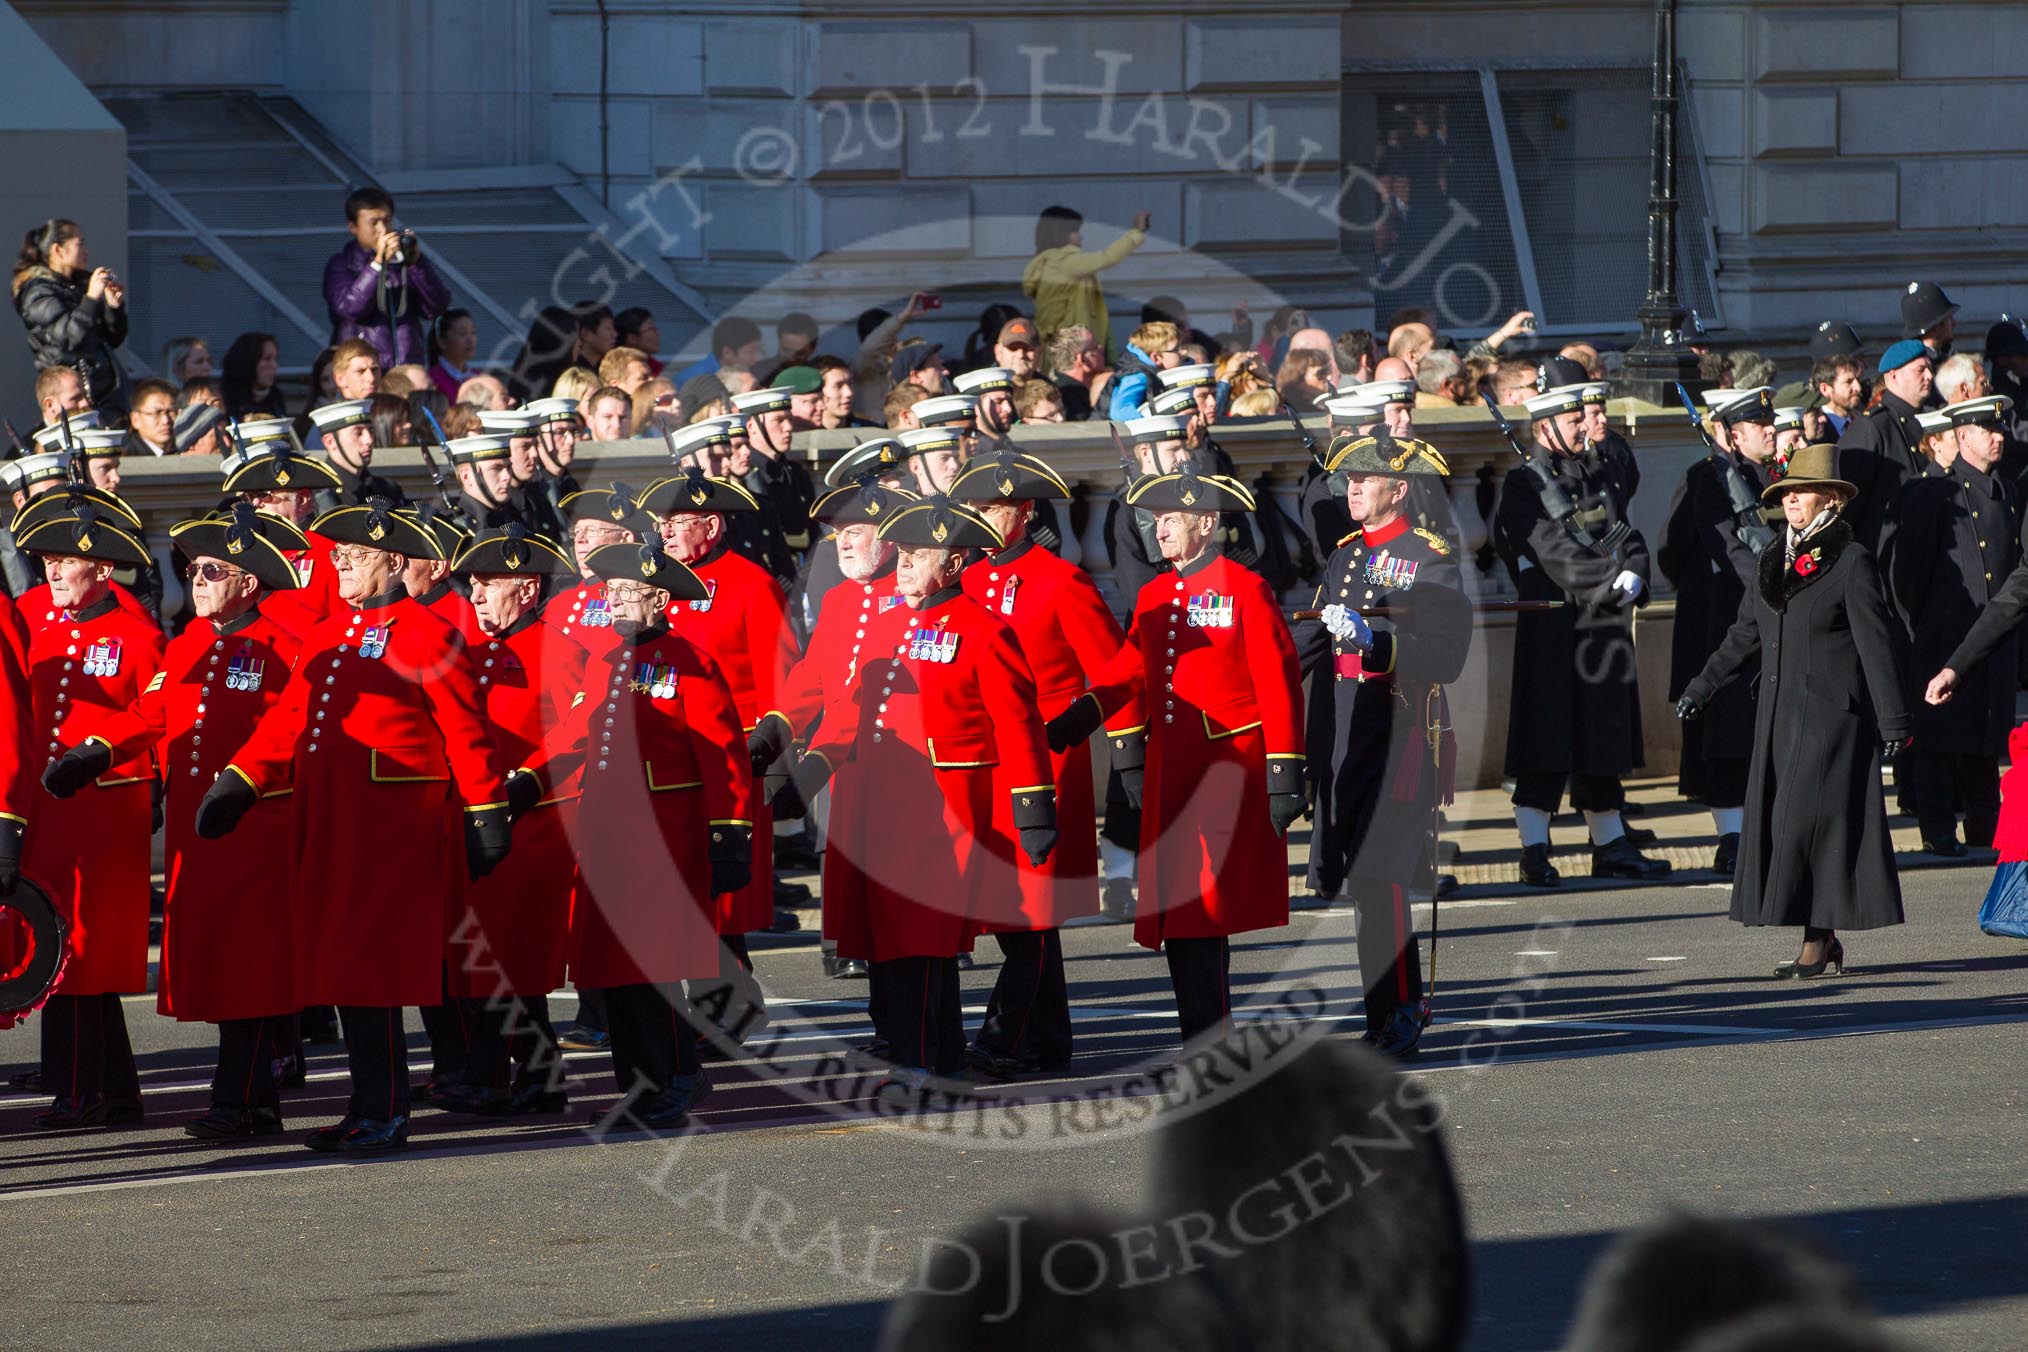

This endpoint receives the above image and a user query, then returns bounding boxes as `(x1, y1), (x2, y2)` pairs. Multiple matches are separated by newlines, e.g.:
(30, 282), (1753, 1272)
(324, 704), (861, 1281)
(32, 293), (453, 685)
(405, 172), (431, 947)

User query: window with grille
(1340, 67), (1721, 337)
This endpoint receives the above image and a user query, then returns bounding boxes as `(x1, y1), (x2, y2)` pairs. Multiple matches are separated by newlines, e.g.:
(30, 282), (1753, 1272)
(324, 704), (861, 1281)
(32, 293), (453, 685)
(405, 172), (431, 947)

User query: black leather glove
(42, 739), (113, 799)
(504, 769), (541, 822)
(1109, 728), (1146, 811)
(1012, 787), (1058, 868)
(0, 816), (22, 896)
(195, 770), (258, 839)
(1266, 756), (1306, 838)
(1044, 695), (1103, 754)
(747, 712), (792, 779)
(1881, 737), (1908, 764)
(770, 753), (833, 822)
(151, 776), (166, 834)
(1674, 695), (1701, 722)
(709, 823), (753, 896)
(464, 805), (512, 881)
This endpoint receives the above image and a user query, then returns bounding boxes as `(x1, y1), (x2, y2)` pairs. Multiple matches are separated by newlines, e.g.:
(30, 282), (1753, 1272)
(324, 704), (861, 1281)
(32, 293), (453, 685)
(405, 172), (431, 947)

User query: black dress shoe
(634, 1073), (712, 1128)
(1921, 836), (1966, 858)
(1622, 823), (1659, 847)
(1713, 832), (1741, 875)
(773, 878), (813, 907)
(832, 958), (869, 979)
(955, 952), (975, 971)
(333, 1116), (409, 1154)
(1100, 877), (1136, 920)
(477, 1080), (568, 1116)
(33, 1095), (143, 1130)
(428, 1082), (509, 1114)
(1370, 1005), (1429, 1060)
(303, 1115), (360, 1152)
(1591, 835), (1671, 880)
(185, 1105), (284, 1140)
(1435, 873), (1461, 899)
(768, 907), (802, 933)
(273, 1049), (307, 1089)
(966, 1043), (1041, 1079)
(1519, 843), (1562, 887)
(8, 1069), (43, 1092)
(557, 1027), (610, 1052)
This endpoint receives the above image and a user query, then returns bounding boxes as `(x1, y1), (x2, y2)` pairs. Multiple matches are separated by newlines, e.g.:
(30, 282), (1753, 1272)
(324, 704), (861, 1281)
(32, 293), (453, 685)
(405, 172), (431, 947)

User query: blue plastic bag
(1978, 860), (2028, 940)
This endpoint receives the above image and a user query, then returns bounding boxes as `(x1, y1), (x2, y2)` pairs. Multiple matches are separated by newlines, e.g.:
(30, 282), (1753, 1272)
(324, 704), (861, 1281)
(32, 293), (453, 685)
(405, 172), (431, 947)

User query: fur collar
(1759, 516), (1852, 613)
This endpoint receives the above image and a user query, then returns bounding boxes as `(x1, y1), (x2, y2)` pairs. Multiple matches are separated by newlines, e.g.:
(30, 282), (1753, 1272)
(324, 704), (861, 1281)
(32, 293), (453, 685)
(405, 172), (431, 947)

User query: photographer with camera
(12, 217), (129, 413)
(322, 186), (451, 369)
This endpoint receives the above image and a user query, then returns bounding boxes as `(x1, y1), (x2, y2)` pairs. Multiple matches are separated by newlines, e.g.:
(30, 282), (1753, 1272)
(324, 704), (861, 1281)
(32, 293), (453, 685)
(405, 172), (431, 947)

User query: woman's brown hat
(1761, 441), (1855, 503)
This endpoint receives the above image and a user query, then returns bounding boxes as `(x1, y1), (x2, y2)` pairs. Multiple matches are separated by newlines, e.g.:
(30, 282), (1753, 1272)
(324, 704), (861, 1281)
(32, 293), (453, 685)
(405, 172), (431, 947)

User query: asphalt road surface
(3, 866), (2025, 1351)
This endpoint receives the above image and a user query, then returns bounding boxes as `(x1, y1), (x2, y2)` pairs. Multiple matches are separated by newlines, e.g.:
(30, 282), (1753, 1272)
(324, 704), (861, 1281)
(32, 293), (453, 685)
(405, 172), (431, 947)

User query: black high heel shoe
(1774, 937), (1843, 979)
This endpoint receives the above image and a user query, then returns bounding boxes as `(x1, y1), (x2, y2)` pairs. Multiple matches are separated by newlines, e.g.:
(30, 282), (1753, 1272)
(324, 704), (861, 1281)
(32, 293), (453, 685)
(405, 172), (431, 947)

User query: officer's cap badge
(367, 518), (386, 541)
(998, 474), (1016, 496)
(1180, 486), (1197, 506)
(931, 517), (950, 543)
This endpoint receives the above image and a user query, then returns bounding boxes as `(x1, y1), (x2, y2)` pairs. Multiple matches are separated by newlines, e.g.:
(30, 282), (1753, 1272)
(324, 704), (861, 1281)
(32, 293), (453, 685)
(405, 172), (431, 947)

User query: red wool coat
(962, 538), (1138, 928)
(808, 588), (1054, 962)
(446, 611), (586, 997)
(260, 531), (343, 642)
(22, 596), (165, 994)
(525, 627), (751, 987)
(226, 591), (504, 1008)
(90, 609), (301, 1020)
(664, 544), (800, 934)
(1088, 553), (1303, 948)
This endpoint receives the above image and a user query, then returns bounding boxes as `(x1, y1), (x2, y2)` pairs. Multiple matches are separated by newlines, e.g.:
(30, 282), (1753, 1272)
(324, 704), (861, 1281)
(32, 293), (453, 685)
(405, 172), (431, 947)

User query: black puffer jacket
(13, 266), (128, 408)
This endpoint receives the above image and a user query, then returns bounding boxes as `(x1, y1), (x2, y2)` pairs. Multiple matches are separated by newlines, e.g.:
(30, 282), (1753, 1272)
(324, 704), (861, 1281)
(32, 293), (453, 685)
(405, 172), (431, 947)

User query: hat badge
(864, 496), (882, 517)
(1908, 282), (1920, 294)
(1180, 485), (1198, 506)
(931, 517), (950, 543)
(226, 532), (245, 555)
(998, 474), (1016, 496)
(75, 528), (93, 552)
(608, 499), (627, 521)
(276, 466), (291, 486)
(367, 518), (386, 542)
(504, 545), (524, 569)
(640, 556), (657, 579)
(690, 485), (709, 506)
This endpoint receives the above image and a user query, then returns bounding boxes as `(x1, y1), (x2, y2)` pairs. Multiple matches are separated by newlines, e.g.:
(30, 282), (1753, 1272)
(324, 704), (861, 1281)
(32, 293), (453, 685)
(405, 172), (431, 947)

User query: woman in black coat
(1677, 442), (1911, 977)
(10, 218), (128, 411)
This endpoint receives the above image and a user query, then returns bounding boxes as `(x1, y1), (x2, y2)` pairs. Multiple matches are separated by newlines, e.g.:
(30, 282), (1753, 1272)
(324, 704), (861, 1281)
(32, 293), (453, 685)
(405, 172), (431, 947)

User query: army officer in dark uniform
(1292, 432), (1470, 1057)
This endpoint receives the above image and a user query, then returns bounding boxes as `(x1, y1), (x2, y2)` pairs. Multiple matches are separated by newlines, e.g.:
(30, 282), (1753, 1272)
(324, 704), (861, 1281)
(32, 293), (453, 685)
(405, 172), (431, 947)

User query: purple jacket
(322, 240), (452, 367)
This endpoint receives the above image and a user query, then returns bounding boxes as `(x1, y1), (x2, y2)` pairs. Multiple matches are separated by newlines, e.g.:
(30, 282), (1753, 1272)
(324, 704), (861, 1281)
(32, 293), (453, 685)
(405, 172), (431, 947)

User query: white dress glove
(1611, 570), (1645, 601)
(1321, 603), (1373, 650)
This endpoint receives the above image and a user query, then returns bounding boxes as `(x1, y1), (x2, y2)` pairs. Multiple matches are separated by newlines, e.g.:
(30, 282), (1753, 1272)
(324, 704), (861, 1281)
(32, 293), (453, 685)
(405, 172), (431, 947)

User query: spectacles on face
(134, 403), (174, 423)
(184, 561), (246, 583)
(328, 545), (387, 566)
(603, 581), (657, 603)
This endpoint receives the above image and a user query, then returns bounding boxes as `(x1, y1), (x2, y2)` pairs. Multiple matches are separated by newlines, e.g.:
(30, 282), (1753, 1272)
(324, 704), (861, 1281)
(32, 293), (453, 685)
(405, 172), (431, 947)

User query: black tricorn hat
(559, 480), (655, 534)
(636, 467), (760, 517)
(452, 523), (575, 576)
(17, 504), (151, 566)
(877, 496), (1004, 550)
(1323, 432), (1448, 478)
(403, 503), (472, 561)
(168, 502), (304, 591)
(583, 542), (709, 601)
(310, 497), (444, 559)
(221, 442), (344, 494)
(1124, 465), (1256, 513)
(10, 483), (141, 537)
(947, 450), (1071, 503)
(811, 480), (916, 526)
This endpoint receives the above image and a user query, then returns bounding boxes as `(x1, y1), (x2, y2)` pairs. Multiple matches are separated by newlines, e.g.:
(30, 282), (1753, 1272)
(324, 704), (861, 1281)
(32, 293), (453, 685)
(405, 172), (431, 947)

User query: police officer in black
(1291, 432), (1470, 1058)
(1883, 395), (2024, 855)
(1656, 386), (1780, 873)
(1493, 386), (1669, 884)
(1903, 280), (1959, 371)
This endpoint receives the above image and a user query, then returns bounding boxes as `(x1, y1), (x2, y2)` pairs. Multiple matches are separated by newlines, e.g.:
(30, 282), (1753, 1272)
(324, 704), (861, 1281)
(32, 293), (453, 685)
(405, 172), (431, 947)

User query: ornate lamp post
(1619, 0), (1703, 404)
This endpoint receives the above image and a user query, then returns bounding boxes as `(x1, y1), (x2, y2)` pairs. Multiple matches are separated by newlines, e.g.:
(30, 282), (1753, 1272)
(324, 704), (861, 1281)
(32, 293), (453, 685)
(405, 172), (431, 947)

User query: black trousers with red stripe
(1164, 936), (1231, 1042)
(975, 929), (1071, 1065)
(604, 982), (701, 1096)
(870, 957), (966, 1074)
(1352, 882), (1424, 1029)
(213, 1014), (292, 1110)
(39, 992), (140, 1105)
(338, 1005), (411, 1121)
